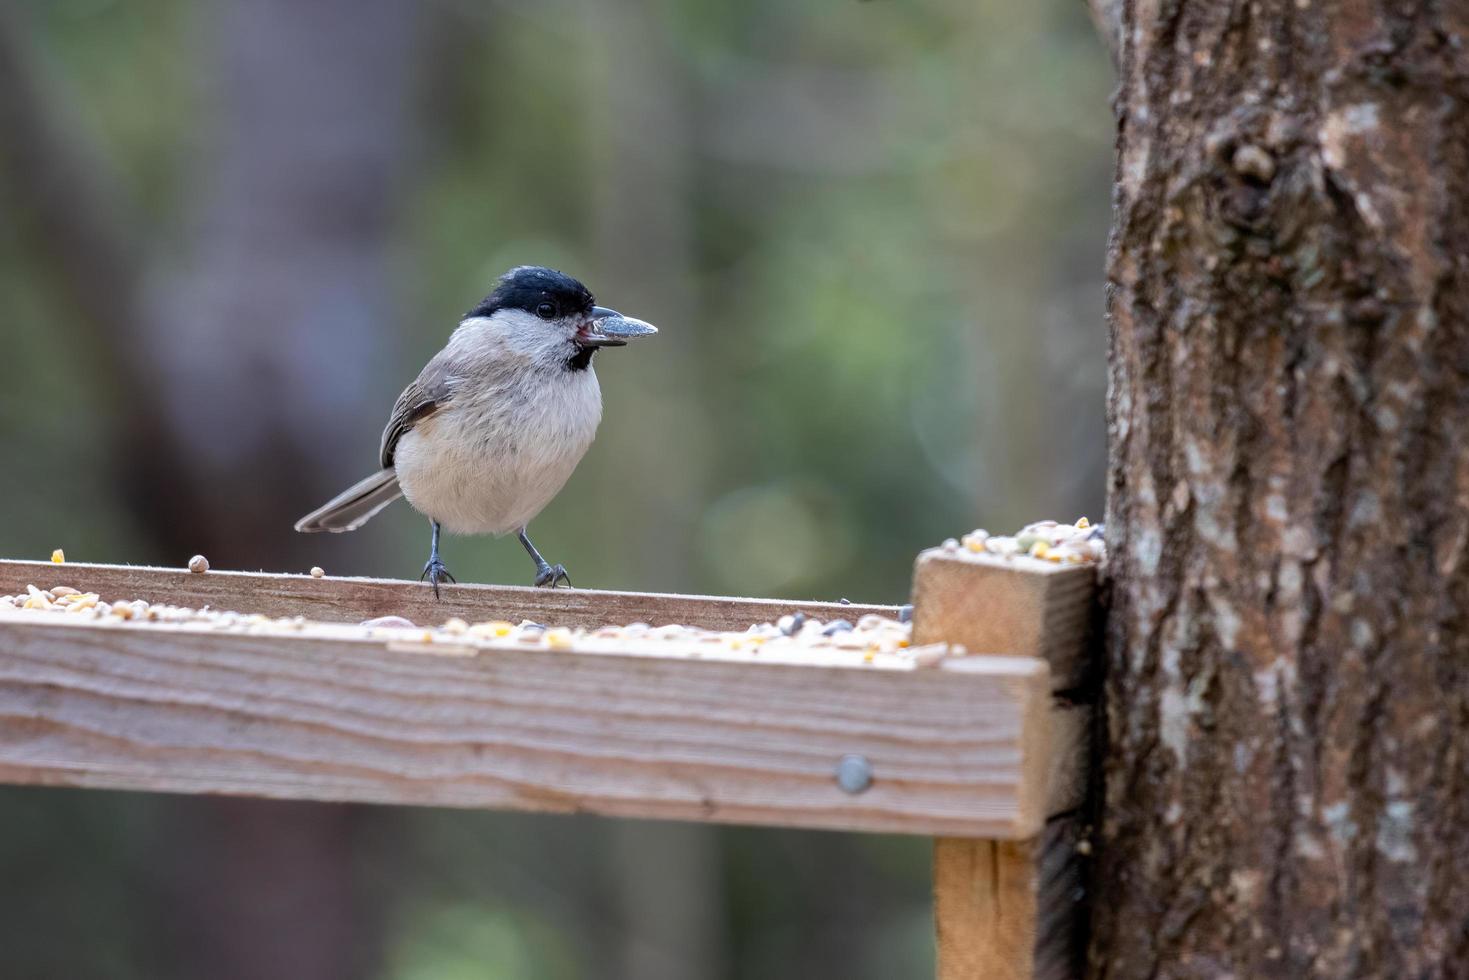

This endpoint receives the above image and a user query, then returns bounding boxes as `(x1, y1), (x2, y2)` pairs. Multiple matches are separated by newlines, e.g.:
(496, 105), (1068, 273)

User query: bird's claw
(420, 557), (457, 599)
(534, 563), (571, 589)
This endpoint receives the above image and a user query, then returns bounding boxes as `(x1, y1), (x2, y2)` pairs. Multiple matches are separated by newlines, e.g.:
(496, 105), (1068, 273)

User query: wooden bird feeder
(0, 545), (1097, 980)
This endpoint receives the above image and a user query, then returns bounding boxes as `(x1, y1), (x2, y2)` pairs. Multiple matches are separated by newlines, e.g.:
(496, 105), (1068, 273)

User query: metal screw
(835, 754), (873, 794)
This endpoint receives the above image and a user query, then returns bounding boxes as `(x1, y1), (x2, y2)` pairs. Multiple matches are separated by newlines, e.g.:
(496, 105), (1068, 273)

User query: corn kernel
(544, 628), (574, 649)
(50, 549), (65, 564)
(1075, 516), (1090, 529)
(1030, 542), (1050, 559)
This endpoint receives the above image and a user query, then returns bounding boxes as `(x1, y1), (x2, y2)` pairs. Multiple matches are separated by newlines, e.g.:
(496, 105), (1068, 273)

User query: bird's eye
(535, 302), (557, 320)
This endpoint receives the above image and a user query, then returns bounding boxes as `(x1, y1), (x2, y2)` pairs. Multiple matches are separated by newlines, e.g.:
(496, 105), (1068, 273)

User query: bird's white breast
(393, 366), (603, 536)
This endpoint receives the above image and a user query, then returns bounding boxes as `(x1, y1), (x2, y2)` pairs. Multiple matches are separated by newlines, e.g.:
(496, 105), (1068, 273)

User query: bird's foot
(533, 562), (571, 589)
(420, 557), (457, 599)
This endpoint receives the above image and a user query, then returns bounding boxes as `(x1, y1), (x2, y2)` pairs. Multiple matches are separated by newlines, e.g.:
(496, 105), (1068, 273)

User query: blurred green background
(0, 0), (1111, 976)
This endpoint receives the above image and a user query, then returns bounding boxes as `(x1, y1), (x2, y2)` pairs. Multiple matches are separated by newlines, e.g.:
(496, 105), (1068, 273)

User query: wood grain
(911, 551), (1096, 690)
(934, 816), (1086, 980)
(0, 614), (1055, 837)
(0, 560), (897, 633)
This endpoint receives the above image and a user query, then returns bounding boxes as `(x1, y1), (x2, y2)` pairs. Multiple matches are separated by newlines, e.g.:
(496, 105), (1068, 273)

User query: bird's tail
(295, 469), (403, 533)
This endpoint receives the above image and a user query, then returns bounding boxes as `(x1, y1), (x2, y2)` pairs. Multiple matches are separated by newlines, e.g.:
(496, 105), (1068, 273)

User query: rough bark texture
(1096, 2), (1469, 978)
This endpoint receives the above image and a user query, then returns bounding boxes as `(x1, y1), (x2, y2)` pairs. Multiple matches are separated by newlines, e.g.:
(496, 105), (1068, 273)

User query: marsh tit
(295, 265), (657, 594)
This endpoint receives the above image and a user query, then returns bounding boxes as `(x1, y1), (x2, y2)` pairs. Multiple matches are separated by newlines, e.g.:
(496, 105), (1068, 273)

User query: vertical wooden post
(912, 549), (1097, 980)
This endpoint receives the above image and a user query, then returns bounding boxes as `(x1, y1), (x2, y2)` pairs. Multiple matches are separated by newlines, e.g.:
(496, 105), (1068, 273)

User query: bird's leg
(518, 527), (570, 588)
(419, 520), (456, 599)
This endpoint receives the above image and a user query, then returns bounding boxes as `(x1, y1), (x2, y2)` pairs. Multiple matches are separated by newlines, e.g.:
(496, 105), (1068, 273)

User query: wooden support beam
(914, 550), (1097, 980)
(934, 818), (1085, 980)
(0, 610), (1063, 837)
(0, 560), (895, 634)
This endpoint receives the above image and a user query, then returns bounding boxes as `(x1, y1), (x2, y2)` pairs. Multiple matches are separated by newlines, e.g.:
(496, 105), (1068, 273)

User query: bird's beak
(577, 306), (659, 347)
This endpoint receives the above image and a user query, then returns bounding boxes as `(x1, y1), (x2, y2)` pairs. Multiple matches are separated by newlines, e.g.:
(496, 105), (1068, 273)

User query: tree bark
(1096, 2), (1469, 978)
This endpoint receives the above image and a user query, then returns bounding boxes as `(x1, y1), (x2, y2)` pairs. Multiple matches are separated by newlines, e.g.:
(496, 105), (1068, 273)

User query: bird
(294, 265), (657, 595)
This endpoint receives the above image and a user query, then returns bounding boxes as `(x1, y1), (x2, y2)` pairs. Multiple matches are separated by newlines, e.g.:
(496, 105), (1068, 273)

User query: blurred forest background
(0, 0), (1111, 977)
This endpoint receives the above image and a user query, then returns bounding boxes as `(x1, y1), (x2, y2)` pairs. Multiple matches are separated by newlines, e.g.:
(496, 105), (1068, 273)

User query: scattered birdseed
(310, 566), (325, 578)
(50, 549), (65, 564)
(7, 522), (1100, 668)
(954, 517), (1104, 566)
(0, 584), (940, 669)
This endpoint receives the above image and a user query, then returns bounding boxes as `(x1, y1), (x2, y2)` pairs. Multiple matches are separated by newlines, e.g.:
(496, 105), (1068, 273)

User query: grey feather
(381, 356), (457, 467)
(294, 469), (403, 533)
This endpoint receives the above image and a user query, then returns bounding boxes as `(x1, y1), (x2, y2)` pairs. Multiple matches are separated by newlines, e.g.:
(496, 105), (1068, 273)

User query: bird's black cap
(467, 266), (594, 321)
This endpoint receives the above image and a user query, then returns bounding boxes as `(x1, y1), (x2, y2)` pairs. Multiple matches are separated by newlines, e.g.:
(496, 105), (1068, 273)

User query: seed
(310, 566), (325, 578)
(51, 586), (80, 597)
(907, 643), (948, 667)
(897, 604), (913, 624)
(1075, 516), (1090, 529)
(361, 615), (416, 629)
(442, 618), (469, 635)
(188, 555), (209, 574)
(50, 549), (65, 564)
(822, 619), (853, 636)
(544, 628), (574, 649)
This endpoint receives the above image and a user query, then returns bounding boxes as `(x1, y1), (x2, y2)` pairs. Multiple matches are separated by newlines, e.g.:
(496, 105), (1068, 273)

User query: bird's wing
(380, 356), (458, 468)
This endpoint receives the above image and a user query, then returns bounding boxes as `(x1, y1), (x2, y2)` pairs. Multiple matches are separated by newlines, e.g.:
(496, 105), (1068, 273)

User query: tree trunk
(1095, 3), (1469, 978)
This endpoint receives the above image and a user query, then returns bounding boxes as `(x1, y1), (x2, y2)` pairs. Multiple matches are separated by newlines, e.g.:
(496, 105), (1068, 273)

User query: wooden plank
(0, 613), (1055, 837)
(911, 550), (1096, 690)
(0, 560), (897, 633)
(913, 545), (1096, 979)
(934, 817), (1086, 980)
